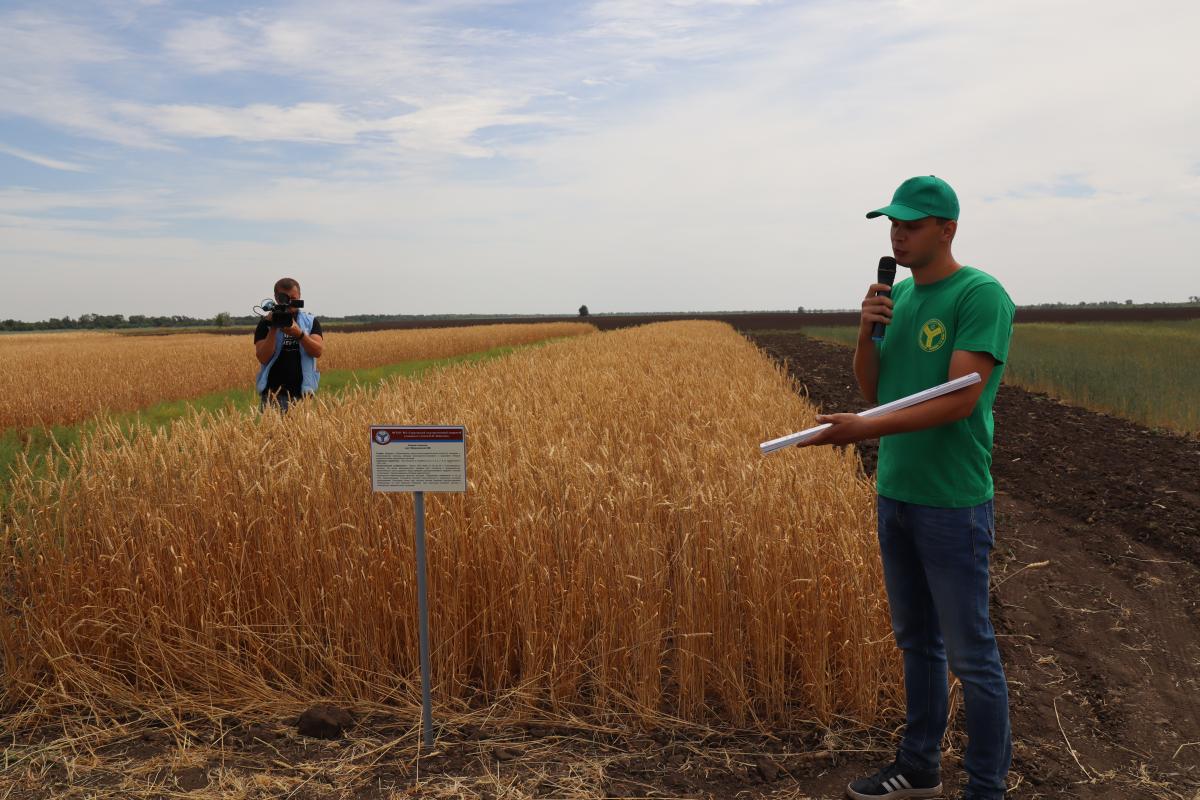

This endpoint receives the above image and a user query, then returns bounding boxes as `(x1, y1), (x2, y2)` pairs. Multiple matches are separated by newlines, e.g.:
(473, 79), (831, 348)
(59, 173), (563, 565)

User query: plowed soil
(746, 331), (1200, 799)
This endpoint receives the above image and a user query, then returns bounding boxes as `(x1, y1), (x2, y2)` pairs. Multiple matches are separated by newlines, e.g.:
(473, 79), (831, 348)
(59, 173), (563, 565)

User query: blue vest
(256, 311), (320, 395)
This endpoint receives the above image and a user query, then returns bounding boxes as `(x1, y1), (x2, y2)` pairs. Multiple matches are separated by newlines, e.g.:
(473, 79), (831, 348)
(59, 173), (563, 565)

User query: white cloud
(115, 96), (554, 158)
(0, 143), (88, 172)
(0, 10), (166, 148)
(0, 187), (163, 214)
(126, 102), (374, 144)
(147, 4), (579, 158)
(161, 16), (259, 74)
(0, 10), (125, 64)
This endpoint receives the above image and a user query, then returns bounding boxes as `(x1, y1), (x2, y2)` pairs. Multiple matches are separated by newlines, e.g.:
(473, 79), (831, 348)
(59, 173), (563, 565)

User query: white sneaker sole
(845, 783), (943, 800)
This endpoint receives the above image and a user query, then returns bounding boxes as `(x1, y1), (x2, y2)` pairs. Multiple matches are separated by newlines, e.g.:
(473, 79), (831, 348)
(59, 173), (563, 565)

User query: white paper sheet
(760, 372), (982, 454)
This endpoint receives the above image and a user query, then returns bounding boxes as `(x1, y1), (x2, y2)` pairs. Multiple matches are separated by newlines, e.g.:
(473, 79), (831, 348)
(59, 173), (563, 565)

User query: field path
(749, 331), (1200, 800)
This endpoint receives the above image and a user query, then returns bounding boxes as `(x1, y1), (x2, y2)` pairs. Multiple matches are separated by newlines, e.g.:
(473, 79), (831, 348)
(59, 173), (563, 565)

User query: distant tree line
(0, 313), (260, 332)
(1022, 299), (1199, 309)
(2, 297), (1197, 332)
(0, 310), (567, 332)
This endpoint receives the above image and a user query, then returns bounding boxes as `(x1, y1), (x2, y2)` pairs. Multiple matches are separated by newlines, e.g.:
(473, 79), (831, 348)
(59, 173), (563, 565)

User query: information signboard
(368, 424), (467, 752)
(370, 426), (467, 493)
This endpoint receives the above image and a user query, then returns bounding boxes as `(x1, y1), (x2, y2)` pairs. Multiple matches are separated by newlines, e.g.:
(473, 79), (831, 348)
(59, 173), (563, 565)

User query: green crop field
(798, 320), (1200, 435)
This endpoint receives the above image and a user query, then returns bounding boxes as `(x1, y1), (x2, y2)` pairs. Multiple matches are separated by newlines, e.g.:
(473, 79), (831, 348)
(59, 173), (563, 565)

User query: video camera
(255, 294), (305, 328)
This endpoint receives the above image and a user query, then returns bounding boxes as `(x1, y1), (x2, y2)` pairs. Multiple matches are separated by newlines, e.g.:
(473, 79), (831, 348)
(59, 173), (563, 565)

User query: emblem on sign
(374, 429), (391, 445)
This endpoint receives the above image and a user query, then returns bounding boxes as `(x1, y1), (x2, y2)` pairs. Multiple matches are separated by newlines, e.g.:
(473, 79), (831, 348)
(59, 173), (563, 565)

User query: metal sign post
(370, 425), (467, 752)
(412, 490), (434, 751)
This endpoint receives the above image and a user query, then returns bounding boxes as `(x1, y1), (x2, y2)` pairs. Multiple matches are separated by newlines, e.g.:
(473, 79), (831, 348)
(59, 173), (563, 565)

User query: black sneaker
(846, 760), (942, 799)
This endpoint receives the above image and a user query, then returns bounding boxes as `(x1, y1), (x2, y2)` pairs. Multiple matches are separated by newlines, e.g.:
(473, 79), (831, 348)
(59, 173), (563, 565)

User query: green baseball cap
(866, 175), (959, 221)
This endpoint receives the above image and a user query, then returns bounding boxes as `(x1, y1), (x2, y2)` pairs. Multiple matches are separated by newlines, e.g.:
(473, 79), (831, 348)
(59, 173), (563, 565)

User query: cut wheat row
(0, 321), (899, 730)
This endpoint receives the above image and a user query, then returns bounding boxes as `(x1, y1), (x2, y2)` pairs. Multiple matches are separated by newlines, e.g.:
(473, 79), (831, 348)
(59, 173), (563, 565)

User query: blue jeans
(877, 494), (1011, 800)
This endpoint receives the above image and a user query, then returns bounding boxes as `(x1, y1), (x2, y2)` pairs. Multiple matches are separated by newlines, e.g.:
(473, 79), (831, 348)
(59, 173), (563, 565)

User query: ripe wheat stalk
(0, 321), (899, 731)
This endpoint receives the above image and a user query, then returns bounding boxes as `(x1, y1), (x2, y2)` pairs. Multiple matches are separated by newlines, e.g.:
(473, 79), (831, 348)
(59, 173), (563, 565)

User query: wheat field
(0, 321), (897, 730)
(0, 322), (594, 430)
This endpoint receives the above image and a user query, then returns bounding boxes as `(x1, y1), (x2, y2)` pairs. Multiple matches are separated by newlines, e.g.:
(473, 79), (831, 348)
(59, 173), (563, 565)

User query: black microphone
(871, 256), (897, 342)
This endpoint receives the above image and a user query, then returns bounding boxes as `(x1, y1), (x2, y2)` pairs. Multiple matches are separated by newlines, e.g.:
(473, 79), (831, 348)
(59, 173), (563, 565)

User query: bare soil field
(747, 332), (1200, 799)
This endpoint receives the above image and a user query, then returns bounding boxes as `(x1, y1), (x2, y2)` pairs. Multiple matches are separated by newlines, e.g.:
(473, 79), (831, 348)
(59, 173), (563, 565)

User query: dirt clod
(173, 766), (208, 791)
(755, 755), (780, 782)
(491, 745), (523, 761)
(297, 703), (354, 739)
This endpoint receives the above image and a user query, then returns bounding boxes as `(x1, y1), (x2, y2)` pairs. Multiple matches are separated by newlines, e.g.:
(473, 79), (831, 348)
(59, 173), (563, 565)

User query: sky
(1, 0), (1197, 321)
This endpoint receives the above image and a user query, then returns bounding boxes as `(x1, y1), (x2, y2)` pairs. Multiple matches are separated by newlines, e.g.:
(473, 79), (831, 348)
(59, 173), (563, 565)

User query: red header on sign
(372, 427), (464, 443)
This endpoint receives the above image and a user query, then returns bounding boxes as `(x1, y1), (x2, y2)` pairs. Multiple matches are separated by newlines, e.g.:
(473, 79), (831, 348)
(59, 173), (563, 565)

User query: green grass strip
(0, 342), (540, 502)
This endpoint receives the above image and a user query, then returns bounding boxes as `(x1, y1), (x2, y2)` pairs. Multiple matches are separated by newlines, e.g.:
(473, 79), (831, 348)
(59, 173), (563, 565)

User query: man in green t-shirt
(797, 176), (1015, 800)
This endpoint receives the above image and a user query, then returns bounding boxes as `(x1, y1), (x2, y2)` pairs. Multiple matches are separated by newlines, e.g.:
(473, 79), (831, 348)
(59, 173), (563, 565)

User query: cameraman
(254, 277), (324, 411)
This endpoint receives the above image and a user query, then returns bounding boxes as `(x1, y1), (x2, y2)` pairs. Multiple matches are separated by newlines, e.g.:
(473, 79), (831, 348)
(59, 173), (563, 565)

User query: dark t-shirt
(254, 317), (322, 397)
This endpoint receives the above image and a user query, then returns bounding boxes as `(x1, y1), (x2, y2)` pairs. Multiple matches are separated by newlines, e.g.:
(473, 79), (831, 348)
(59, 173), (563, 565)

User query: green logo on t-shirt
(918, 318), (948, 352)
(876, 267), (1016, 507)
